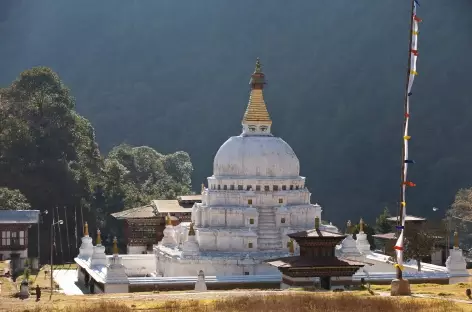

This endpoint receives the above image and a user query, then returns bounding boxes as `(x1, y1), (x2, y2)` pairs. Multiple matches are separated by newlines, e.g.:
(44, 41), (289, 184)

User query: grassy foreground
(7, 293), (466, 312)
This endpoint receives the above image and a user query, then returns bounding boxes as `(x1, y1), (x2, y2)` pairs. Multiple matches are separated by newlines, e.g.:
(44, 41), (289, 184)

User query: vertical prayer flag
(395, 0), (421, 271)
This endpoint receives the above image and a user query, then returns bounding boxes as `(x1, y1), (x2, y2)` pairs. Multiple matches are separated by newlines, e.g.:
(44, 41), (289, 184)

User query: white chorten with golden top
(154, 59), (338, 277)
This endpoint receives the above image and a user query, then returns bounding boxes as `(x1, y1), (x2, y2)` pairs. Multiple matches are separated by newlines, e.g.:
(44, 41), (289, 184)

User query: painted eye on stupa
(260, 126), (267, 132)
(249, 126), (256, 132)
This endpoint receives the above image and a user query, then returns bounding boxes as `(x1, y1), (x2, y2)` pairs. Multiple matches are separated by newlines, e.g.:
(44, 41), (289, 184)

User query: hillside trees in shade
(0, 187), (31, 210)
(0, 67), (194, 262)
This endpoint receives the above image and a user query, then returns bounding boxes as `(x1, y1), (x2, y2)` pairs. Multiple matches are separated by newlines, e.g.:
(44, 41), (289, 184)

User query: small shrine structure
(266, 217), (364, 290)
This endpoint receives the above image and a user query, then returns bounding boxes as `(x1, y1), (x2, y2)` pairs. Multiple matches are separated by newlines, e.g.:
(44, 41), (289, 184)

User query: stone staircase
(257, 207), (282, 250)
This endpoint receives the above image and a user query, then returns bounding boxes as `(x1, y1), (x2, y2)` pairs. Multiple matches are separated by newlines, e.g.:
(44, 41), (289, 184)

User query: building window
(238, 185), (243, 190)
(295, 185), (299, 190)
(273, 185), (279, 191)
(264, 185), (270, 192)
(1, 231), (11, 246)
(19, 231), (25, 245)
(282, 185), (287, 191)
(244, 271), (250, 275)
(290, 185), (294, 190)
(286, 241), (291, 247)
(281, 218), (286, 224)
(249, 218), (254, 225)
(217, 185), (221, 190)
(230, 185), (235, 190)
(223, 185), (227, 190)
(248, 242), (253, 248)
(248, 199), (253, 205)
(246, 185), (252, 191)
(279, 198), (283, 204)
(256, 185), (261, 191)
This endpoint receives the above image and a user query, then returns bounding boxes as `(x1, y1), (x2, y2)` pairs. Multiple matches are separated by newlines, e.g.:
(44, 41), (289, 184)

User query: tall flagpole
(394, 0), (421, 284)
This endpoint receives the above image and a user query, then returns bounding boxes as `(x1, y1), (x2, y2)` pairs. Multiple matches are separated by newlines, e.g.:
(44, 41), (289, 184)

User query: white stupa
(154, 59), (333, 277)
(356, 218), (371, 254)
(337, 220), (362, 259)
(78, 222), (94, 260)
(446, 230), (468, 276)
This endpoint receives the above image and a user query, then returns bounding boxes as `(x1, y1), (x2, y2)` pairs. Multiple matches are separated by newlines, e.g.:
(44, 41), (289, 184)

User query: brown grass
(8, 293), (466, 312)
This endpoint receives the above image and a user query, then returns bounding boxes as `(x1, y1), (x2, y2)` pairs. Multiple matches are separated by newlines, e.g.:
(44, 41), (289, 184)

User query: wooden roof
(288, 229), (346, 239)
(111, 205), (155, 219)
(266, 256), (365, 269)
(178, 195), (202, 201)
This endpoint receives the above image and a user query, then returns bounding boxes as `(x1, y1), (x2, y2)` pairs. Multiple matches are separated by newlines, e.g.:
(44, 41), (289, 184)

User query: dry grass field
(0, 292), (466, 312)
(371, 282), (472, 301)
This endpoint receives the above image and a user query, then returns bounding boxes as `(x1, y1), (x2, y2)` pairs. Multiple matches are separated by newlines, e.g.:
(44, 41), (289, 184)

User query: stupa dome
(213, 135), (299, 177)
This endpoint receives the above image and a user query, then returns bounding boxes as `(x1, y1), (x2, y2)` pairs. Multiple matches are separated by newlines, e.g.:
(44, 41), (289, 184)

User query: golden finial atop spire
(188, 223), (196, 236)
(454, 228), (459, 248)
(289, 239), (294, 254)
(242, 58), (272, 127)
(166, 213), (172, 226)
(96, 229), (102, 246)
(254, 57), (262, 73)
(113, 236), (118, 255)
(84, 222), (89, 237)
(359, 218), (364, 233)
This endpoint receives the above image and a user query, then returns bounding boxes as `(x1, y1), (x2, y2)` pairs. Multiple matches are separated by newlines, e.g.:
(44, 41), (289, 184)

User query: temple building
(266, 217), (364, 290)
(154, 58), (338, 276)
(111, 195), (201, 253)
(0, 210), (40, 273)
(373, 215), (446, 265)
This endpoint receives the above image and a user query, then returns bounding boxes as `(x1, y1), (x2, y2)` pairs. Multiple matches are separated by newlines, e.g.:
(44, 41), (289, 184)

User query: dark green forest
(0, 67), (193, 261)
(1, 0), (472, 231)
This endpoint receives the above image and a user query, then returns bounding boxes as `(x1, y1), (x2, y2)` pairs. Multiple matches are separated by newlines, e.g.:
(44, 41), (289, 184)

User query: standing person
(35, 285), (41, 301)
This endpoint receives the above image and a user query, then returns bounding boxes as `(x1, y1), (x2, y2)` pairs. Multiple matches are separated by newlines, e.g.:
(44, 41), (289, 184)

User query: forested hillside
(1, 0), (471, 224)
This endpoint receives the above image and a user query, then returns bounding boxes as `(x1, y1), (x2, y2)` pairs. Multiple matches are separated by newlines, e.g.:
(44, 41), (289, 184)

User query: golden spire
(359, 218), (364, 233)
(454, 228), (459, 248)
(242, 58), (272, 126)
(166, 213), (172, 226)
(315, 216), (320, 230)
(113, 236), (118, 255)
(188, 223), (196, 236)
(96, 229), (102, 246)
(289, 239), (294, 254)
(84, 222), (89, 237)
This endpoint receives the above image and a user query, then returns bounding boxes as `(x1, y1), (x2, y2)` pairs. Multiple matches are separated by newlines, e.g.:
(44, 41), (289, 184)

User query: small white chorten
(194, 270), (207, 292)
(160, 214), (177, 247)
(90, 229), (107, 267)
(446, 230), (468, 275)
(339, 220), (362, 258)
(182, 223), (200, 258)
(78, 222), (94, 260)
(356, 218), (371, 254)
(105, 237), (129, 292)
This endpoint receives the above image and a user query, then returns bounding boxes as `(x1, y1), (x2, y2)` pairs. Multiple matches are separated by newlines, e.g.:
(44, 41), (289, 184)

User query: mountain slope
(1, 0), (471, 223)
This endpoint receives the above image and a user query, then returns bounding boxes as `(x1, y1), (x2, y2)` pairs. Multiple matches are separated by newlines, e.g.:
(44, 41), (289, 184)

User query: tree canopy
(0, 187), (31, 210)
(0, 67), (194, 262)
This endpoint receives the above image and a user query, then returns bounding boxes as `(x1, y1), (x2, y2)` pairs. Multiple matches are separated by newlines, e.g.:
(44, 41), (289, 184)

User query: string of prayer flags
(394, 0), (422, 272)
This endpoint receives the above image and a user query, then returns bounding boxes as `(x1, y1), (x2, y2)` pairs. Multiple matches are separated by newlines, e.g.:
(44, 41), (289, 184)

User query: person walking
(35, 285), (41, 301)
